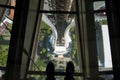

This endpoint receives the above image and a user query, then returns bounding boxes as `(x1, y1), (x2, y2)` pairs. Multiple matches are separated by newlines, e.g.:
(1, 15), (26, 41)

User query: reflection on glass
(93, 1), (106, 10)
(99, 75), (113, 80)
(32, 13), (81, 72)
(94, 12), (113, 71)
(42, 0), (76, 11)
(0, 0), (15, 68)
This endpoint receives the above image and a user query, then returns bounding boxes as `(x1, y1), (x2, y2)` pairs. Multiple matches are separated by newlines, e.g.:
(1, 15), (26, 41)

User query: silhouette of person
(46, 62), (55, 80)
(64, 61), (75, 80)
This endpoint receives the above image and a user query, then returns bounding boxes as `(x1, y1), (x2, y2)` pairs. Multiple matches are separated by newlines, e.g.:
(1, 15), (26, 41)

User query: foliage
(0, 45), (8, 67)
(99, 20), (107, 25)
(40, 21), (50, 29)
(39, 21), (52, 40)
(0, 14), (12, 67)
(35, 58), (47, 71)
(7, 23), (13, 30)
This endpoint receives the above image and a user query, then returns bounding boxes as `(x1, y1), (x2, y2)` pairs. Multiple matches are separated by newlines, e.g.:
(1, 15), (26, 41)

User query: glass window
(94, 2), (113, 80)
(94, 8), (113, 71)
(94, 1), (113, 71)
(99, 74), (113, 80)
(28, 0), (83, 74)
(29, 13), (82, 73)
(0, 8), (14, 66)
(93, 1), (106, 10)
(0, 0), (15, 76)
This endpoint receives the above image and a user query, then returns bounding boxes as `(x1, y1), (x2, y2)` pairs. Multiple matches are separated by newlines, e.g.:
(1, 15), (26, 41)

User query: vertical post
(5, 0), (30, 80)
(22, 0), (43, 78)
(84, 0), (99, 79)
(106, 0), (120, 80)
(76, 0), (103, 80)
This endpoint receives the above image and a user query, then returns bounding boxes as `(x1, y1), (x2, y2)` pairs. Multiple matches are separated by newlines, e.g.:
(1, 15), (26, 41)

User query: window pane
(94, 12), (113, 71)
(99, 74), (113, 80)
(29, 13), (82, 73)
(0, 7), (14, 67)
(42, 0), (76, 11)
(93, 1), (106, 10)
